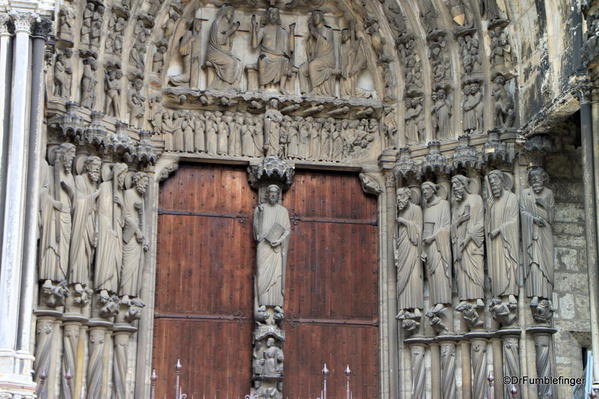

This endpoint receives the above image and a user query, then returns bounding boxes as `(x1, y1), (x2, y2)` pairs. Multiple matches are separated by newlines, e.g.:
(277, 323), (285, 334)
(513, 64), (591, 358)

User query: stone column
(379, 148), (398, 399)
(0, 11), (37, 398)
(19, 16), (52, 368)
(498, 329), (521, 398)
(438, 337), (458, 399)
(403, 339), (429, 399)
(529, 327), (557, 399)
(0, 15), (11, 231)
(465, 333), (492, 399)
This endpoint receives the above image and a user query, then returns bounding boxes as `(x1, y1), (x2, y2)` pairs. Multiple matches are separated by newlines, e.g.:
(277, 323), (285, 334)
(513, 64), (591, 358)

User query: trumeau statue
(486, 170), (519, 301)
(254, 185), (291, 308)
(251, 7), (296, 93)
(421, 181), (452, 306)
(169, 19), (201, 87)
(450, 175), (485, 304)
(63, 156), (101, 293)
(95, 163), (128, 297)
(520, 167), (555, 306)
(38, 144), (76, 286)
(300, 10), (337, 97)
(206, 5), (242, 89)
(394, 187), (423, 312)
(121, 172), (150, 298)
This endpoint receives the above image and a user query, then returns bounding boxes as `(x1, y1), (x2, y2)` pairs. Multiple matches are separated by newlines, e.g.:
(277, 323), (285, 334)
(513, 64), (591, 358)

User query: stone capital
(0, 14), (11, 36)
(31, 17), (52, 40)
(10, 11), (38, 34)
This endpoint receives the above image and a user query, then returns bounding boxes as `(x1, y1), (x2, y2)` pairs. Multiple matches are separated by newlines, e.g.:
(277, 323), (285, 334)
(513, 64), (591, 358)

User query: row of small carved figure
(395, 167), (554, 334)
(38, 142), (149, 318)
(154, 110), (379, 162)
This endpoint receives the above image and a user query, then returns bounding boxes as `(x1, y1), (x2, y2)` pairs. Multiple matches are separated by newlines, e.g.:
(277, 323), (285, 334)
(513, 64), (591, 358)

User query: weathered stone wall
(545, 125), (591, 397)
(510, 0), (583, 128)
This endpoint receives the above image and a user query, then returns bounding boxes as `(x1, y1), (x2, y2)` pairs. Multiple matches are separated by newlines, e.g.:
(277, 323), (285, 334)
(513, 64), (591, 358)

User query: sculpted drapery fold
(421, 181), (452, 306)
(206, 5), (243, 87)
(520, 167), (555, 303)
(394, 187), (423, 311)
(451, 175), (484, 303)
(486, 170), (520, 299)
(254, 185), (291, 308)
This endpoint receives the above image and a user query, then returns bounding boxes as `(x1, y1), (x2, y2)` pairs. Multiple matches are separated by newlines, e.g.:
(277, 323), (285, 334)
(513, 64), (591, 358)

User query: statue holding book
(254, 184), (291, 308)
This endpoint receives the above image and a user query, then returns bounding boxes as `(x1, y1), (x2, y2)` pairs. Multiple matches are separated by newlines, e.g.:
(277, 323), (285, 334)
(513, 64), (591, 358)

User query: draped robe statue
(450, 175), (484, 303)
(38, 143), (76, 284)
(520, 167), (555, 304)
(340, 26), (367, 98)
(394, 187), (423, 311)
(206, 5), (242, 88)
(300, 10), (336, 96)
(253, 185), (291, 308)
(421, 182), (452, 306)
(121, 172), (149, 298)
(251, 7), (295, 92)
(95, 163), (127, 295)
(486, 170), (519, 299)
(169, 19), (201, 86)
(63, 156), (101, 289)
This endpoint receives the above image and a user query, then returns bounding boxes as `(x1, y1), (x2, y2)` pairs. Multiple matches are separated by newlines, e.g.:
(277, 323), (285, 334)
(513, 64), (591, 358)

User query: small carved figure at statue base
(95, 290), (119, 319)
(489, 297), (518, 327)
(40, 280), (70, 308)
(531, 299), (554, 325)
(396, 308), (422, 335)
(426, 304), (450, 335)
(456, 301), (484, 330)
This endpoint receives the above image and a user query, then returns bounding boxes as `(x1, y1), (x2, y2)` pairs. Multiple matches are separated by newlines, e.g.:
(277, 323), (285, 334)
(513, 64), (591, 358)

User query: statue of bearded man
(253, 184), (291, 308)
(450, 175), (485, 306)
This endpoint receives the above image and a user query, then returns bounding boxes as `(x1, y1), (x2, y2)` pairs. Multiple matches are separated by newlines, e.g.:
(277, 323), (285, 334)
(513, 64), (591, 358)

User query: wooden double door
(153, 164), (380, 398)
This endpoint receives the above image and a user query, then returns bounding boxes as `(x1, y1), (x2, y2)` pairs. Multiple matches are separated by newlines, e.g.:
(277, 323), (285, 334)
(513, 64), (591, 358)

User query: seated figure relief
(165, 4), (379, 101)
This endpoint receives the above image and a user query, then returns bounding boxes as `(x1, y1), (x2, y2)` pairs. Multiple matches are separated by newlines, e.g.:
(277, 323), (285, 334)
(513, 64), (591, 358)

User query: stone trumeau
(0, 0), (596, 398)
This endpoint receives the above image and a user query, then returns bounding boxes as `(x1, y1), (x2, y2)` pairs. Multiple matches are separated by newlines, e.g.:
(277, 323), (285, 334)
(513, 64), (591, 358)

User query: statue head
(58, 143), (76, 173)
(133, 172), (150, 195)
(341, 28), (350, 42)
(494, 74), (506, 86)
(266, 337), (275, 347)
(487, 170), (505, 198)
(396, 187), (412, 211)
(219, 5), (234, 22)
(451, 175), (469, 202)
(309, 10), (325, 27)
(421, 181), (437, 202)
(84, 156), (102, 183)
(528, 167), (548, 195)
(114, 163), (128, 188)
(266, 184), (280, 205)
(265, 7), (281, 25)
